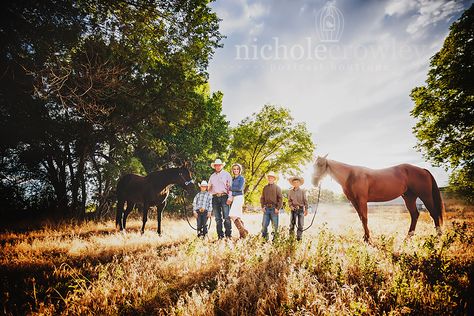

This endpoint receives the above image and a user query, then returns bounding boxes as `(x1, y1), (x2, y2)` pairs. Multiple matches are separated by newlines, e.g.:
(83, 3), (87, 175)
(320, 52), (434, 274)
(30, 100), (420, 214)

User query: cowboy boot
(234, 218), (249, 238)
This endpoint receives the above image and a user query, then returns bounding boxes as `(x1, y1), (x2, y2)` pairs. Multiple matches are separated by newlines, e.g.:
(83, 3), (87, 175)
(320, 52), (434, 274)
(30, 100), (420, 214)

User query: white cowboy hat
(210, 158), (226, 168)
(231, 163), (243, 173)
(266, 171), (278, 180)
(198, 180), (208, 187)
(288, 176), (304, 185)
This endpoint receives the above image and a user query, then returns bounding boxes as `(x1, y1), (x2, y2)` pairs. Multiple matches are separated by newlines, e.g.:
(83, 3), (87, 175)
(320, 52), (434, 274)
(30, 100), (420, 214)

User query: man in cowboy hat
(193, 180), (213, 238)
(260, 171), (283, 240)
(208, 158), (233, 239)
(288, 176), (308, 241)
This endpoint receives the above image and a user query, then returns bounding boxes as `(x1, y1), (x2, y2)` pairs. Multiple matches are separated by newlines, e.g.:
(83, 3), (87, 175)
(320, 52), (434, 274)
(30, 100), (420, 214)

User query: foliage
(229, 105), (315, 204)
(410, 4), (474, 202)
(0, 0), (227, 217)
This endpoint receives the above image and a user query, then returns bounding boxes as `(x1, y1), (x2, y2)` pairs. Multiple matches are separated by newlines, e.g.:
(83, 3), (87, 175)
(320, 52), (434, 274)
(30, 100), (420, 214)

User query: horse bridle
(178, 171), (194, 186)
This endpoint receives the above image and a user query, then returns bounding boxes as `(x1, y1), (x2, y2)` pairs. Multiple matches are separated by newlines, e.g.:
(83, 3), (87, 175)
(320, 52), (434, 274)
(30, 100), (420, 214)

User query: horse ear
(323, 153), (328, 159)
(183, 161), (192, 169)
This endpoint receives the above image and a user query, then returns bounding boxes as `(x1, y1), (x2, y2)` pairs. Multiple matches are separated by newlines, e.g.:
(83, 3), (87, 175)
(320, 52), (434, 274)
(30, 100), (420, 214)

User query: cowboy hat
(210, 158), (226, 168)
(288, 176), (304, 186)
(266, 171), (278, 180)
(198, 180), (209, 187)
(231, 163), (243, 173)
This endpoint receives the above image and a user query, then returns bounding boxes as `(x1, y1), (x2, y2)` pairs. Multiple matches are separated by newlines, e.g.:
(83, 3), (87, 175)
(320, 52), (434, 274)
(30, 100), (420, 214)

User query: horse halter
(179, 172), (194, 186)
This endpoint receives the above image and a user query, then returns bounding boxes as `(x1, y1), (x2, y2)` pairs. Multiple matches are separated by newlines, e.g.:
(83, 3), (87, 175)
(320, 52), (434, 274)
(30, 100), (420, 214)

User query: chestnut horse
(312, 155), (444, 241)
(116, 163), (195, 235)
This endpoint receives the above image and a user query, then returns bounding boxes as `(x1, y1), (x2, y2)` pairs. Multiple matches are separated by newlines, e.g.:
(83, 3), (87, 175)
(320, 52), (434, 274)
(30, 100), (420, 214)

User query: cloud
(407, 0), (464, 34)
(208, 0), (469, 190)
(211, 0), (268, 36)
(385, 0), (418, 16)
(384, 0), (465, 35)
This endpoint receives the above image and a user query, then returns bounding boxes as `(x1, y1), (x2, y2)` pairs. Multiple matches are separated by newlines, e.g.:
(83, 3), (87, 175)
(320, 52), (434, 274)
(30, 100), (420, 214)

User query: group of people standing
(192, 158), (309, 241)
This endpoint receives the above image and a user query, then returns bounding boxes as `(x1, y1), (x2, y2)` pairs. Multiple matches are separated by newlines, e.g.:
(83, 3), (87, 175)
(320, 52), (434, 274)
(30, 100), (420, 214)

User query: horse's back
(359, 164), (428, 202)
(116, 173), (146, 201)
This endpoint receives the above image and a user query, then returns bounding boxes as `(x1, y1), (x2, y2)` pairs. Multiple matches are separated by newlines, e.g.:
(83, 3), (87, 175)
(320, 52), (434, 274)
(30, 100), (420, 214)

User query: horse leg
(116, 199), (125, 230)
(122, 202), (134, 231)
(156, 201), (166, 236)
(402, 193), (419, 238)
(140, 202), (149, 235)
(418, 194), (442, 236)
(353, 199), (370, 242)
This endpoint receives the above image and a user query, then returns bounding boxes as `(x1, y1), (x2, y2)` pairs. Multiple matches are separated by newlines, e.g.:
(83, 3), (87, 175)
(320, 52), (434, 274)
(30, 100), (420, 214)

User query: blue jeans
(290, 208), (305, 240)
(213, 195), (231, 238)
(261, 207), (279, 239)
(196, 210), (209, 237)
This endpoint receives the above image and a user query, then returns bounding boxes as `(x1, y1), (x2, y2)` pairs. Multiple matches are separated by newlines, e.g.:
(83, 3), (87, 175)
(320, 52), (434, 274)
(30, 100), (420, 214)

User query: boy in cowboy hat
(260, 171), (283, 240)
(288, 176), (308, 241)
(193, 180), (213, 238)
(208, 158), (233, 239)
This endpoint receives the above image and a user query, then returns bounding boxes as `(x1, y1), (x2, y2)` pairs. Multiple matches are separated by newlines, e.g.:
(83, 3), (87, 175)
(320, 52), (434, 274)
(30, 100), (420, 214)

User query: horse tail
(426, 169), (444, 226)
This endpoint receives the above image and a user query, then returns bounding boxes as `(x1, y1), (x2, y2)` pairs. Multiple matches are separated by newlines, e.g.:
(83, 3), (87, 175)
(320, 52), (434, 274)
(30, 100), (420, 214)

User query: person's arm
(288, 190), (293, 210)
(207, 174), (213, 193)
(193, 194), (198, 211)
(260, 186), (266, 211)
(226, 171), (232, 195)
(303, 190), (309, 215)
(207, 193), (213, 216)
(303, 190), (308, 208)
(276, 186), (283, 209)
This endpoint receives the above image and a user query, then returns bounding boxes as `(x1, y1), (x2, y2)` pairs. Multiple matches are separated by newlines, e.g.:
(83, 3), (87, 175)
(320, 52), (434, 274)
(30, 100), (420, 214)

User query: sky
(207, 0), (471, 193)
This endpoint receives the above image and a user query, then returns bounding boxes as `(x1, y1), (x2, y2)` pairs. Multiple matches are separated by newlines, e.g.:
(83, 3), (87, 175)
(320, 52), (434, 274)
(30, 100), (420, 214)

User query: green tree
(410, 4), (474, 202)
(229, 105), (315, 204)
(0, 0), (226, 217)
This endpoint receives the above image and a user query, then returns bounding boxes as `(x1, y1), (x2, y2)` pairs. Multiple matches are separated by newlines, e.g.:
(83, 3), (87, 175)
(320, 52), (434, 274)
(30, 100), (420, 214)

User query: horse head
(177, 161), (195, 195)
(312, 154), (328, 186)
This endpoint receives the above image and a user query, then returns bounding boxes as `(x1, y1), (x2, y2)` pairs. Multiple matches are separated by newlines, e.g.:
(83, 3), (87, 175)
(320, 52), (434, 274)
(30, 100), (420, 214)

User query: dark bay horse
(116, 163), (195, 234)
(312, 155), (444, 241)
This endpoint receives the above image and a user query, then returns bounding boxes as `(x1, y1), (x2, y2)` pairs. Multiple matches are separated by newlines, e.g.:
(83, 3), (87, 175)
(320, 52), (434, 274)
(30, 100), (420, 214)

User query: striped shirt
(192, 191), (213, 211)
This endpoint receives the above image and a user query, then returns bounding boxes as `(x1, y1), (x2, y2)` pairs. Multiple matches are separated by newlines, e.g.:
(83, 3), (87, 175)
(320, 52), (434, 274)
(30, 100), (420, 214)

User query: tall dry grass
(1, 204), (473, 315)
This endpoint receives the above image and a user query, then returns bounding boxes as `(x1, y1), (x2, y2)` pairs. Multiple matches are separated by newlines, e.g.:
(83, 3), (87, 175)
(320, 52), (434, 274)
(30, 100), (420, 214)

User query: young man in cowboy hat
(208, 158), (233, 239)
(288, 176), (308, 241)
(260, 171), (283, 240)
(193, 180), (213, 238)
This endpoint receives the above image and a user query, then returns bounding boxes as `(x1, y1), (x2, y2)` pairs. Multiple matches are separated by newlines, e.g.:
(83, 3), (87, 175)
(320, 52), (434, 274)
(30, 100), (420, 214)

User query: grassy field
(1, 202), (473, 315)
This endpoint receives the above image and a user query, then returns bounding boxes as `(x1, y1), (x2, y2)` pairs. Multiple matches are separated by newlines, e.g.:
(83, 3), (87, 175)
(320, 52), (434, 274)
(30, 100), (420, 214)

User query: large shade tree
(410, 4), (474, 202)
(229, 105), (315, 204)
(0, 0), (228, 217)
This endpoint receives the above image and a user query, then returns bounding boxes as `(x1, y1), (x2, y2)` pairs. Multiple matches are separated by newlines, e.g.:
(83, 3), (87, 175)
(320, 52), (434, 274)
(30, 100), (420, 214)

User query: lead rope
(302, 183), (322, 232)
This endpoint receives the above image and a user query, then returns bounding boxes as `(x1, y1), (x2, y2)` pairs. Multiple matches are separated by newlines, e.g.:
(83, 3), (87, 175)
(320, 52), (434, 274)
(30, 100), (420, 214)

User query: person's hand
(304, 209), (308, 216)
(207, 212), (211, 218)
(193, 211), (198, 218)
(226, 197), (233, 205)
(261, 207), (265, 213)
(274, 208), (280, 214)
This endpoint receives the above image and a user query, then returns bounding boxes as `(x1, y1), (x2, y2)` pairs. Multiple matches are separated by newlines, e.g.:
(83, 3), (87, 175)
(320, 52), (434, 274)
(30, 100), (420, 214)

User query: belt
(291, 206), (304, 210)
(265, 204), (276, 208)
(213, 193), (228, 197)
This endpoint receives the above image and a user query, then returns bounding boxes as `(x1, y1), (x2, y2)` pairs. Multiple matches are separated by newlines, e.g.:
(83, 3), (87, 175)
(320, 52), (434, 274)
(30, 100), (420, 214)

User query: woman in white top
(227, 163), (248, 238)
